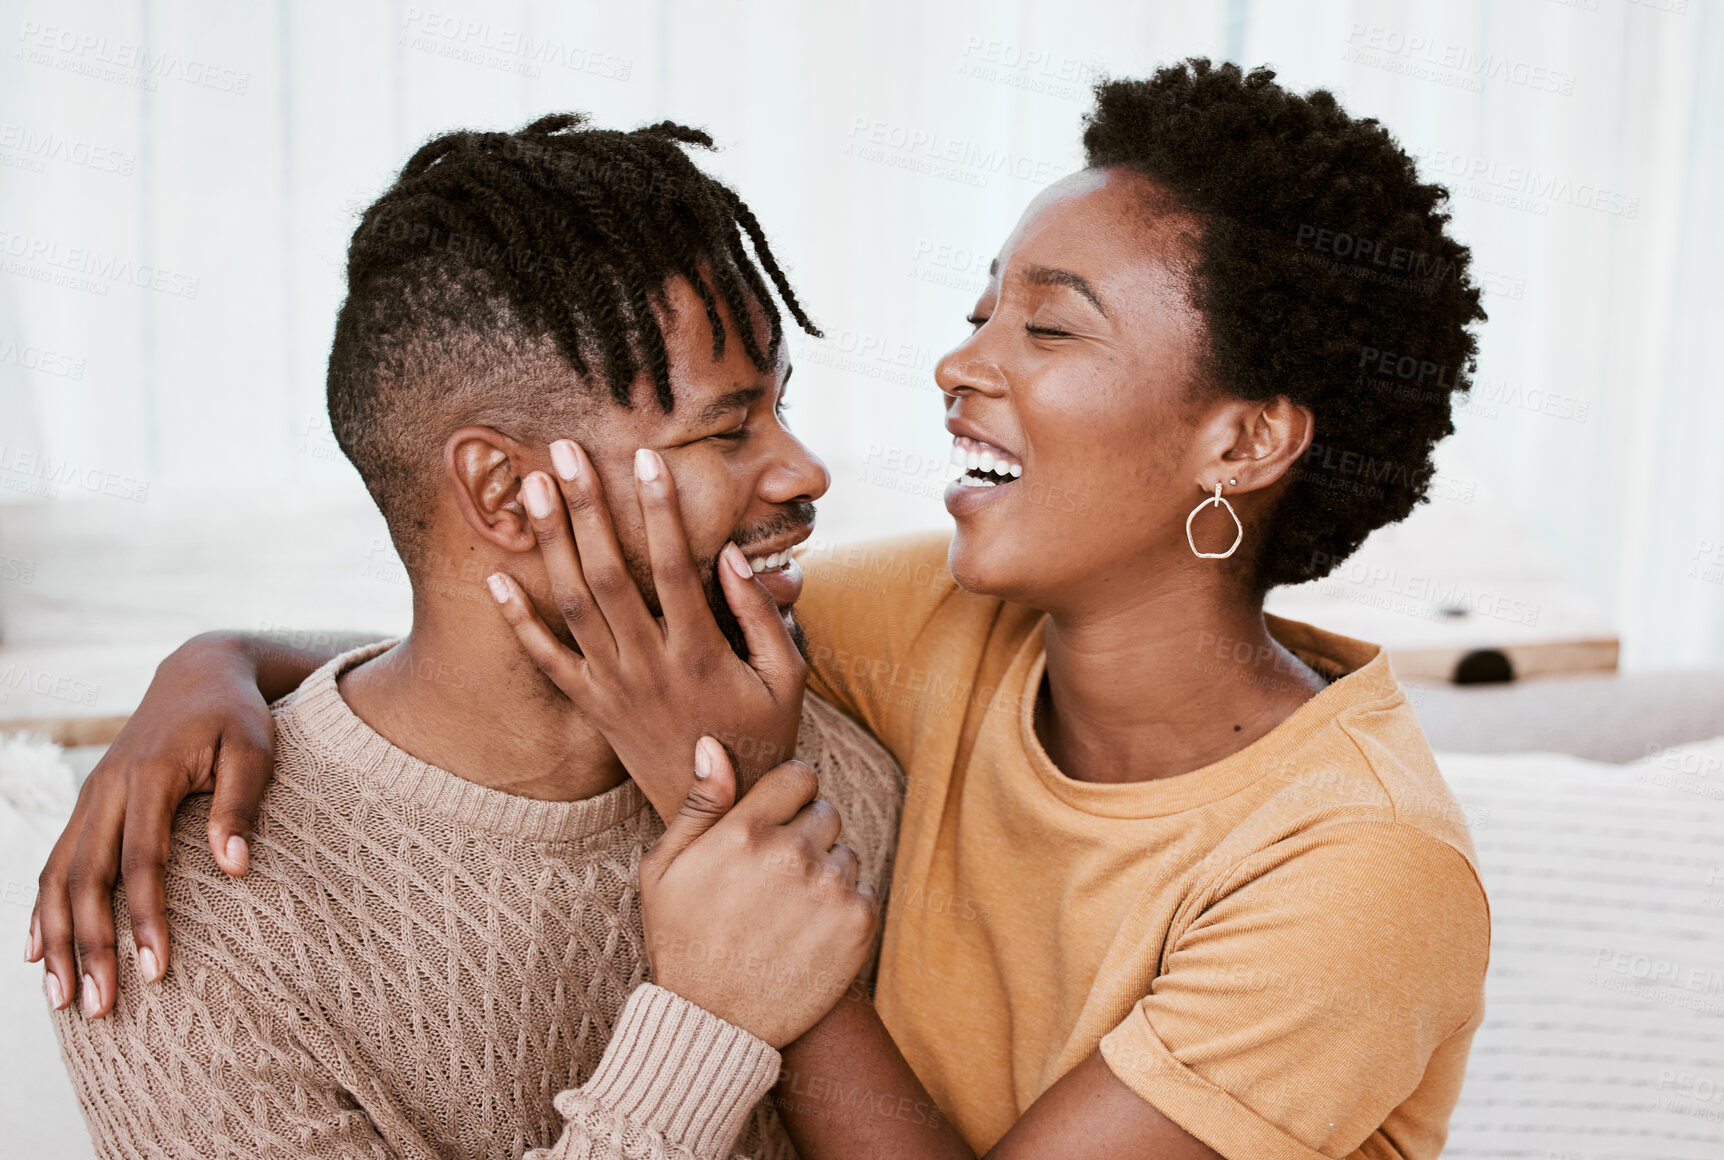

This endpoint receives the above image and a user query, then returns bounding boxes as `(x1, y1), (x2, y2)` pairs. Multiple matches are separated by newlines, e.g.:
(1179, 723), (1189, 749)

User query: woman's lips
(944, 475), (1014, 517)
(950, 434), (1023, 482)
(945, 434), (1022, 516)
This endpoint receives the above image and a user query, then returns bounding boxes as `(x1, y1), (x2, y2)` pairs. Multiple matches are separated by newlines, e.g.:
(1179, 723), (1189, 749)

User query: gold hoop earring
(1186, 482), (1242, 559)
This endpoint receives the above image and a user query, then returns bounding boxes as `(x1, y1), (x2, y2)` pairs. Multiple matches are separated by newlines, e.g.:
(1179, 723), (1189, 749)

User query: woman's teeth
(747, 550), (793, 573)
(950, 435), (1023, 486)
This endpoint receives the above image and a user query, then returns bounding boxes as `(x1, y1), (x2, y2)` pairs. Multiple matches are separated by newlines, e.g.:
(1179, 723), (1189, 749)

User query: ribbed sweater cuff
(569, 984), (782, 1158)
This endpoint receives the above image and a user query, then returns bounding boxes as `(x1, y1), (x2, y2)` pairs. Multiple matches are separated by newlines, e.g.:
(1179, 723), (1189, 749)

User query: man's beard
(622, 501), (815, 664)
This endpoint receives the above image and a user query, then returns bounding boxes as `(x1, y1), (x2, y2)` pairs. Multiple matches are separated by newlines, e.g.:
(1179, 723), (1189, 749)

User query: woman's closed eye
(965, 313), (1074, 339)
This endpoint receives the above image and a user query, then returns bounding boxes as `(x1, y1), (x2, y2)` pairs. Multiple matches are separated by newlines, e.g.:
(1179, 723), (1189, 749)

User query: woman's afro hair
(1083, 59), (1487, 591)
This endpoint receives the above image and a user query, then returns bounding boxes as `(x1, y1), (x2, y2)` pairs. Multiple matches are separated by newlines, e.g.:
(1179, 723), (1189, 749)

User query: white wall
(1, 0), (1719, 667)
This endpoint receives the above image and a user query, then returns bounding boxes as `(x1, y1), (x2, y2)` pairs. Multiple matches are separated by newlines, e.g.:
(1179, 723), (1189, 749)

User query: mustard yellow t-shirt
(794, 532), (1490, 1160)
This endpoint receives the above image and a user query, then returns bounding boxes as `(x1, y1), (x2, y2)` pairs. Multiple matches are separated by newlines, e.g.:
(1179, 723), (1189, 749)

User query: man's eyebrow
(1020, 263), (1108, 317)
(694, 385), (764, 425)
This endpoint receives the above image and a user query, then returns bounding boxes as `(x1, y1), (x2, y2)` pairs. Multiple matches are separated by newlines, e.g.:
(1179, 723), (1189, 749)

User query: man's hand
(27, 633), (279, 1017)
(640, 738), (877, 1049)
(489, 440), (807, 823)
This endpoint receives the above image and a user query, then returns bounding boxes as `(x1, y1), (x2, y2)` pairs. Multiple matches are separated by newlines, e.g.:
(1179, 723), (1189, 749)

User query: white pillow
(0, 734), (91, 1160)
(1440, 737), (1724, 1159)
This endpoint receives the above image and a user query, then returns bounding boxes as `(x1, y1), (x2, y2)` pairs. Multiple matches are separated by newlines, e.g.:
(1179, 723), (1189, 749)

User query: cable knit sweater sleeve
(531, 985), (784, 1160)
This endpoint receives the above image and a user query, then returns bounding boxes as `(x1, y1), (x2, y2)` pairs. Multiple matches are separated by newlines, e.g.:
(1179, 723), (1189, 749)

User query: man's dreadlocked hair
(326, 112), (818, 559)
(1082, 60), (1487, 592)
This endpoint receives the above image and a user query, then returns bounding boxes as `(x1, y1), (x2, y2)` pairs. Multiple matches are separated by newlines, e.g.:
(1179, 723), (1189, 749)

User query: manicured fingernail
(722, 542), (752, 580)
(225, 835), (249, 871)
(634, 448), (660, 482)
(694, 738), (716, 780)
(44, 972), (64, 1009)
(550, 440), (581, 481)
(23, 931), (33, 962)
(487, 573), (510, 603)
(522, 473), (553, 518)
(137, 946), (161, 984)
(80, 974), (99, 1015)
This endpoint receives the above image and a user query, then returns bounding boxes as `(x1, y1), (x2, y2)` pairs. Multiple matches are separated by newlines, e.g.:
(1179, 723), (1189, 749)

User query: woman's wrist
(174, 629), (339, 703)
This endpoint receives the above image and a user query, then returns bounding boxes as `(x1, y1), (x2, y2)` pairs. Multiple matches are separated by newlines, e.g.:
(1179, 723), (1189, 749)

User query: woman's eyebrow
(1020, 263), (1109, 317)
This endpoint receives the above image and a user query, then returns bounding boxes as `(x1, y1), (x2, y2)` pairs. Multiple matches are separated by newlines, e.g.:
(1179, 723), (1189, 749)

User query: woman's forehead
(994, 169), (1202, 301)
(1008, 169), (1192, 252)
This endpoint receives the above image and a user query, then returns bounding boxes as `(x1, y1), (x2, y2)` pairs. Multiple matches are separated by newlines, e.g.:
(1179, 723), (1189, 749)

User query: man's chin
(783, 608), (809, 663)
(699, 561), (807, 665)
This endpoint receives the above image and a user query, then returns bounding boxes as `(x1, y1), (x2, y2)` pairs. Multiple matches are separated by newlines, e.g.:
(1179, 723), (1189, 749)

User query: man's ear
(1201, 396), (1316, 498)
(445, 426), (537, 553)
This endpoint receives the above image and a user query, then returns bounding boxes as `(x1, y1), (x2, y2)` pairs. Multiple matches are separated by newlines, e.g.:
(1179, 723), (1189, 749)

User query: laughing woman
(33, 61), (1488, 1159)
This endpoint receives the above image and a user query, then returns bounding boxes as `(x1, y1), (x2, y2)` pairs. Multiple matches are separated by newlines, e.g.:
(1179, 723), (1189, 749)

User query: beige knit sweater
(53, 642), (905, 1160)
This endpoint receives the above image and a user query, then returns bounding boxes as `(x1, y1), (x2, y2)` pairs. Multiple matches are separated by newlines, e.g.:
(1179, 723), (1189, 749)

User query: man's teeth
(747, 550), (794, 573)
(949, 435), (1023, 481)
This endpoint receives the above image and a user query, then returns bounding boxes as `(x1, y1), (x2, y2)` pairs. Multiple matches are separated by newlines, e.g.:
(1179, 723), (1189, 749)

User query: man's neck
(336, 611), (625, 803)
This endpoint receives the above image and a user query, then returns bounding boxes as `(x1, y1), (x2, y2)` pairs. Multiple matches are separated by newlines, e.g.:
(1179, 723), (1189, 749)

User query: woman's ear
(445, 426), (537, 553)
(1212, 396), (1316, 496)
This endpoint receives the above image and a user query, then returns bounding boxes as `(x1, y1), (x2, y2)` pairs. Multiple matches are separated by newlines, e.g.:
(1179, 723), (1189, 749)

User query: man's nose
(762, 435), (830, 505)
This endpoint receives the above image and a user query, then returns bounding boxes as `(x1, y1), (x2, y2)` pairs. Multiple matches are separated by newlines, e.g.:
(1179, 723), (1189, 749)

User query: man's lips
(737, 525), (813, 576)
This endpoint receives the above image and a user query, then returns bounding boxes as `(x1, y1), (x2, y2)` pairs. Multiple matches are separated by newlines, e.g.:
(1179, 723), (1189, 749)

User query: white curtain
(2, 0), (1719, 667)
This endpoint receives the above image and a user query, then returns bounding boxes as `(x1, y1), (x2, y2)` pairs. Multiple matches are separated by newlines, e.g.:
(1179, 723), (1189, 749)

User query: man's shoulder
(797, 691), (906, 794)
(145, 745), (335, 955)
(795, 692), (906, 876)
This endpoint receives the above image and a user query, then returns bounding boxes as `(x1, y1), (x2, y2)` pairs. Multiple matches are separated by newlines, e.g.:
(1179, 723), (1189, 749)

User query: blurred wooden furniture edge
(1264, 447), (1621, 682)
(0, 715), (128, 747)
(1387, 637), (1622, 683)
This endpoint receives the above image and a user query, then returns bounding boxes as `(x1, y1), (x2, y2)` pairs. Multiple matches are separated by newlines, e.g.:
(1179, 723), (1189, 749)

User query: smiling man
(46, 113), (902, 1160)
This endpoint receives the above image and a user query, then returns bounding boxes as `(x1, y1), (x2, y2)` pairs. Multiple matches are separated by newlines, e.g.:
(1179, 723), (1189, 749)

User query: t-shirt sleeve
(793, 531), (970, 747)
(1098, 819), (1490, 1160)
(53, 950), (394, 1159)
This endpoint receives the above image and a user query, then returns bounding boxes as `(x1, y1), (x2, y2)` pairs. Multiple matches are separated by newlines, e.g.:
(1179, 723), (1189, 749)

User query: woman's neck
(1035, 582), (1329, 785)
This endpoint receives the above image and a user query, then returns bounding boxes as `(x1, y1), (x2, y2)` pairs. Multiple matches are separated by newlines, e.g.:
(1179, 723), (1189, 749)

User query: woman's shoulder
(1232, 689), (1485, 909)
(797, 530), (966, 616)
